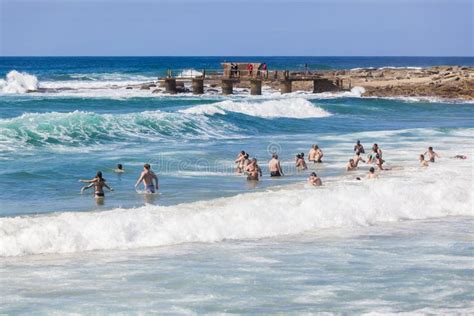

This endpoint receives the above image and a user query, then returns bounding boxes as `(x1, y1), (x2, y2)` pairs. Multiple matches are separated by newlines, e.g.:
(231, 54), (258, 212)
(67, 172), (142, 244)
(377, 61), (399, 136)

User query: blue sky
(0, 0), (472, 56)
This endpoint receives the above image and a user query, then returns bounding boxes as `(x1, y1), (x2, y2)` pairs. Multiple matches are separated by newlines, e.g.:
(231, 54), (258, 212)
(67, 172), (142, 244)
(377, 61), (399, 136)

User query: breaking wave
(0, 70), (39, 93)
(0, 110), (240, 150)
(180, 98), (332, 118)
(0, 164), (472, 257)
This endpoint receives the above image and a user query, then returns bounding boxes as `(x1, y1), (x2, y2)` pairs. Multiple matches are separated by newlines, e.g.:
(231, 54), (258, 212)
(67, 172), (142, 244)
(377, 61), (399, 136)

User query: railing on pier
(164, 69), (326, 81)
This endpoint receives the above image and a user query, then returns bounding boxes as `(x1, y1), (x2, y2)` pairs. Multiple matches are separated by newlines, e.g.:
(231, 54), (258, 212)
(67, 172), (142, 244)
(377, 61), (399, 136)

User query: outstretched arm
(104, 183), (114, 191)
(135, 173), (144, 188)
(81, 183), (94, 193)
(153, 174), (159, 189)
(79, 178), (97, 184)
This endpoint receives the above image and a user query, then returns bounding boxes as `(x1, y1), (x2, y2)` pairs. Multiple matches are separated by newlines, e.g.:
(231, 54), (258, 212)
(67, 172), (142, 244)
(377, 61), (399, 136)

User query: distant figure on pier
(230, 63), (239, 78)
(354, 140), (365, 154)
(269, 154), (284, 177)
(261, 63), (268, 79)
(247, 63), (253, 77)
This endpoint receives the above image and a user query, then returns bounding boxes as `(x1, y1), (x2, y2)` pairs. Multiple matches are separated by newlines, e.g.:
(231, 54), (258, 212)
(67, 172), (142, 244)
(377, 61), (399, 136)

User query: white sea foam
(0, 155), (472, 257)
(0, 70), (39, 93)
(179, 98), (332, 118)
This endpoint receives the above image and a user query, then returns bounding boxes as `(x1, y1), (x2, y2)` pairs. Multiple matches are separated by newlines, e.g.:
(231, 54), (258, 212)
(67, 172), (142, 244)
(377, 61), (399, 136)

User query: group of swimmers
(79, 163), (159, 199)
(80, 140), (455, 199)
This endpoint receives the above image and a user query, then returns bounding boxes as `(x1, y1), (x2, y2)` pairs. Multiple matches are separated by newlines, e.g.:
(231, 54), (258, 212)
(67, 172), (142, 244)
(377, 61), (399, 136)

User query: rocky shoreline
(296, 66), (474, 100)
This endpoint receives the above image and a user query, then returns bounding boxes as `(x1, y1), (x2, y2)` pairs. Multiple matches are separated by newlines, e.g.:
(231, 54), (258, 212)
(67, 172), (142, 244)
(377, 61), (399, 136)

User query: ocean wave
(0, 71), (39, 93)
(0, 110), (240, 149)
(179, 98), (332, 118)
(176, 69), (203, 78)
(0, 164), (471, 257)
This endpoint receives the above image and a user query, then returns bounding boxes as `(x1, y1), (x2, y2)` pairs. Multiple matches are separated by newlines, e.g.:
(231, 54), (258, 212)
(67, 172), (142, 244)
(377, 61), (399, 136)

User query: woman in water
(80, 171), (114, 198)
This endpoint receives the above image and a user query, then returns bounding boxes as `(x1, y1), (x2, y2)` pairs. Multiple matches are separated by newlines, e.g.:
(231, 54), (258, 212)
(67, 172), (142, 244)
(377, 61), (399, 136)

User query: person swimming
(354, 140), (365, 154)
(246, 158), (262, 181)
(367, 167), (377, 179)
(295, 153), (308, 170)
(375, 154), (385, 170)
(308, 172), (322, 186)
(269, 154), (284, 177)
(114, 163), (125, 173)
(135, 163), (159, 193)
(419, 154), (429, 167)
(80, 171), (114, 198)
(424, 146), (440, 162)
(346, 158), (357, 171)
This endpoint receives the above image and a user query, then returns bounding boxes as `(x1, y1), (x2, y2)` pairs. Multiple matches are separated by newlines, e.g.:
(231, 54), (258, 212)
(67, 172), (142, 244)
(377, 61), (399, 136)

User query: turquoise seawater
(0, 57), (473, 313)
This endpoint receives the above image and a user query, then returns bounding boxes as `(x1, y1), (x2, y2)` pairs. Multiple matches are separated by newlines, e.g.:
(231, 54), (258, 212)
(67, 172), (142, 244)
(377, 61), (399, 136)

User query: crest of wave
(180, 98), (332, 118)
(0, 70), (39, 93)
(177, 69), (203, 78)
(0, 165), (472, 257)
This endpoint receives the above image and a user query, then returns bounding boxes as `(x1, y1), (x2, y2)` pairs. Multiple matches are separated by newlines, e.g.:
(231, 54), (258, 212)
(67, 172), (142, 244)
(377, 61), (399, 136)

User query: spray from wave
(180, 98), (332, 118)
(0, 70), (39, 93)
(0, 165), (471, 257)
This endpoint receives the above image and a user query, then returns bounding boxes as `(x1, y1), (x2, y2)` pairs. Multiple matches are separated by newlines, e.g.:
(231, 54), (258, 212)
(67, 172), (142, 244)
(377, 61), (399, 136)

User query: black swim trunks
(95, 192), (105, 197)
(270, 171), (281, 177)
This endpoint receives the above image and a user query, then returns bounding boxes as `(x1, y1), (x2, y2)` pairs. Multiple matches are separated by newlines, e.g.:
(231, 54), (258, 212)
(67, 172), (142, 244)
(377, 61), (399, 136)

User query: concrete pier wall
(280, 80), (292, 94)
(192, 78), (204, 94)
(250, 80), (262, 95)
(164, 78), (177, 94)
(221, 79), (234, 95)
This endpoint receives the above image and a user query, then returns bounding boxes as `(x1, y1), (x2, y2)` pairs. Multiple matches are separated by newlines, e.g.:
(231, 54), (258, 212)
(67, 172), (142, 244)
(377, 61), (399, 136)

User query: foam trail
(180, 98), (332, 118)
(0, 71), (39, 93)
(1, 165), (472, 257)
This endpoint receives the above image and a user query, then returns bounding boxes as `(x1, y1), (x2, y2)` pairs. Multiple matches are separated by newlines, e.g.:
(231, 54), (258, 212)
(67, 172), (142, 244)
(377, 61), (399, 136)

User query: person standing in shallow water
(354, 140), (365, 154)
(80, 171), (113, 198)
(308, 172), (322, 186)
(135, 163), (159, 193)
(269, 154), (284, 177)
(424, 146), (440, 162)
(246, 158), (262, 181)
(367, 167), (377, 179)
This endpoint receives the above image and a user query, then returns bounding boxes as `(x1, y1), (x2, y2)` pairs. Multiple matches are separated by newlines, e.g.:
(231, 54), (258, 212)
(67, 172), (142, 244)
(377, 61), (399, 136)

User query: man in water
(114, 163), (125, 173)
(346, 159), (357, 171)
(135, 163), (159, 193)
(295, 153), (307, 170)
(424, 146), (440, 162)
(375, 154), (385, 170)
(309, 144), (323, 163)
(308, 172), (322, 186)
(354, 140), (365, 154)
(367, 143), (382, 163)
(246, 158), (262, 181)
(80, 171), (113, 198)
(419, 154), (429, 167)
(367, 167), (377, 179)
(269, 154), (284, 177)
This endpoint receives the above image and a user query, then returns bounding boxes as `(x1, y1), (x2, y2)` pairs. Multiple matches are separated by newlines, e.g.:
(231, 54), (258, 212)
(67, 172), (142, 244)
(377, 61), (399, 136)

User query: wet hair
(144, 163), (151, 170)
(300, 152), (304, 157)
(117, 164), (123, 170)
(420, 154), (425, 159)
(244, 153), (249, 159)
(272, 154), (278, 159)
(349, 159), (354, 162)
(310, 172), (317, 177)
(296, 154), (301, 159)
(356, 177), (361, 180)
(428, 147), (433, 151)
(369, 167), (375, 173)
(241, 151), (245, 155)
(357, 140), (360, 144)
(314, 145), (319, 149)
(252, 158), (257, 163)
(96, 171), (104, 181)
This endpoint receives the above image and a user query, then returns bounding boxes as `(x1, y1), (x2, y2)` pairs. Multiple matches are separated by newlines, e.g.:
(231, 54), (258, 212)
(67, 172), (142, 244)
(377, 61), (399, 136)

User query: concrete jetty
(158, 62), (348, 95)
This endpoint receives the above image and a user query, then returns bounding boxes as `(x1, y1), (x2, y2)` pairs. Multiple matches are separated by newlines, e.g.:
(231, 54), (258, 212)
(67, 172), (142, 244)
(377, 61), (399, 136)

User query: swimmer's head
(244, 153), (249, 159)
(252, 158), (257, 163)
(428, 146), (433, 151)
(349, 159), (354, 162)
(357, 140), (360, 144)
(310, 172), (317, 177)
(272, 154), (278, 159)
(117, 164), (123, 170)
(144, 163), (151, 170)
(300, 153), (304, 157)
(96, 171), (104, 180)
(420, 154), (425, 160)
(369, 167), (375, 173)
(296, 154), (301, 158)
(356, 177), (361, 180)
(241, 151), (245, 155)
